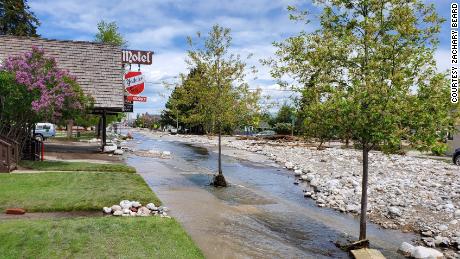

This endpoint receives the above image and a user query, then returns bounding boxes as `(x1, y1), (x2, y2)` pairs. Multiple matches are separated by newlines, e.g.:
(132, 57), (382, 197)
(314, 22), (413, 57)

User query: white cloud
(434, 49), (450, 72)
(30, 0), (449, 116)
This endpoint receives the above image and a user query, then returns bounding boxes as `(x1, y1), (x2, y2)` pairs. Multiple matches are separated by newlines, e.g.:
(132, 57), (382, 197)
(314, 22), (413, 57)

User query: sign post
(121, 49), (153, 113)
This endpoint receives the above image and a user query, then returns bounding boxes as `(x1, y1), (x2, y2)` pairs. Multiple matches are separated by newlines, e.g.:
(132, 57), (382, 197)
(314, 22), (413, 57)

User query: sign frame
(122, 49), (153, 65)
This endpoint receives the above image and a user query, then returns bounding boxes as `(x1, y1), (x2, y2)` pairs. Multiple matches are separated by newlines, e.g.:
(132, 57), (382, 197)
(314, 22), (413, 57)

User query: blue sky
(29, 0), (452, 115)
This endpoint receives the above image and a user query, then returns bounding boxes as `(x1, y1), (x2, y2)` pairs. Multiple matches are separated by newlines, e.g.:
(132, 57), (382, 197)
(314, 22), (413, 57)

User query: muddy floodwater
(126, 132), (414, 258)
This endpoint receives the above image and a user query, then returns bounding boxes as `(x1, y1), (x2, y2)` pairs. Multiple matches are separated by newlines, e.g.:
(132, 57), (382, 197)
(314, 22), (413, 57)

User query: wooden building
(0, 35), (124, 146)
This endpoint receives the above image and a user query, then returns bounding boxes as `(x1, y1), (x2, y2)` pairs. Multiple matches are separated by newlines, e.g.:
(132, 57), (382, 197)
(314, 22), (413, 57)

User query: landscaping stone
(103, 144), (117, 153)
(111, 205), (122, 212)
(103, 200), (166, 217)
(5, 208), (26, 215)
(411, 246), (443, 259)
(137, 207), (151, 216)
(398, 242), (414, 255)
(131, 201), (141, 208)
(113, 149), (124, 155)
(146, 203), (157, 210)
(120, 200), (132, 209)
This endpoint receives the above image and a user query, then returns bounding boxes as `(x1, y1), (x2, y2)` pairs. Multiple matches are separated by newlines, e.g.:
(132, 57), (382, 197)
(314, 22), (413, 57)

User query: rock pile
(134, 150), (172, 159)
(398, 242), (444, 259)
(168, 134), (460, 254)
(103, 200), (170, 218)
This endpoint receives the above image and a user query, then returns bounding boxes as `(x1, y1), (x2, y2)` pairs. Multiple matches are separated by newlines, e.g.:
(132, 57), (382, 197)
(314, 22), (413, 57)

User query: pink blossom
(1, 47), (86, 121)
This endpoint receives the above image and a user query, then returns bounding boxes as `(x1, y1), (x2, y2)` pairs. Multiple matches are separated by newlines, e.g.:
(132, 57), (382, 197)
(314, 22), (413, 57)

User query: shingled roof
(0, 36), (123, 112)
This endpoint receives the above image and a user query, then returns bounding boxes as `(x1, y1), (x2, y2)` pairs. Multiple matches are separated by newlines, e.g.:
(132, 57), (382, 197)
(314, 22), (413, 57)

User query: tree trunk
(218, 124), (222, 174)
(359, 146), (369, 241)
(67, 120), (73, 138)
(212, 122), (227, 187)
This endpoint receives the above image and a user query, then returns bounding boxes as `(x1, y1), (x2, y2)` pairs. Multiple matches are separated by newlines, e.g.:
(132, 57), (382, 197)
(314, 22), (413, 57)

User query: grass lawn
(0, 172), (160, 212)
(20, 160), (136, 173)
(0, 217), (204, 259)
(54, 130), (97, 141)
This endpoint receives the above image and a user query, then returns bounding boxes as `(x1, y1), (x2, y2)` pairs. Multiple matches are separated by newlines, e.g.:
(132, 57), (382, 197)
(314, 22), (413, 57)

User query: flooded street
(127, 132), (413, 258)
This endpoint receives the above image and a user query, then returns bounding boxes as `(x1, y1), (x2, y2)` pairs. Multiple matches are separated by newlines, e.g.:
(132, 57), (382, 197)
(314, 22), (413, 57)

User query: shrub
(431, 142), (448, 156)
(274, 123), (292, 135)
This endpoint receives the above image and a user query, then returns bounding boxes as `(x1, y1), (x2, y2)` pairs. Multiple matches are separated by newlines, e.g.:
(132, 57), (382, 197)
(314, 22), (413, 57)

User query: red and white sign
(124, 71), (145, 95)
(127, 96), (147, 102)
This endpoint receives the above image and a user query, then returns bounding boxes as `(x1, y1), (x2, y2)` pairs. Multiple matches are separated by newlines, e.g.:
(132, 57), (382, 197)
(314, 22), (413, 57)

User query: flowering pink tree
(0, 47), (91, 144)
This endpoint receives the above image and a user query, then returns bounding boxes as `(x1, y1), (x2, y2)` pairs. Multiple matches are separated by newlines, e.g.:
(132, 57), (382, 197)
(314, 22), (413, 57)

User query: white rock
(305, 174), (315, 182)
(294, 169), (302, 176)
(161, 151), (171, 156)
(346, 204), (360, 213)
(449, 219), (458, 225)
(438, 224), (448, 231)
(398, 242), (414, 255)
(137, 206), (151, 216)
(434, 236), (449, 246)
(411, 246), (443, 259)
(103, 144), (117, 153)
(102, 207), (112, 214)
(446, 203), (455, 208)
(113, 149), (124, 155)
(111, 205), (122, 212)
(388, 206), (402, 218)
(310, 179), (320, 188)
(113, 210), (123, 216)
(120, 200), (132, 209)
(122, 208), (130, 214)
(285, 162), (294, 170)
(455, 209), (460, 218)
(131, 201), (141, 208)
(146, 203), (157, 210)
(300, 175), (309, 181)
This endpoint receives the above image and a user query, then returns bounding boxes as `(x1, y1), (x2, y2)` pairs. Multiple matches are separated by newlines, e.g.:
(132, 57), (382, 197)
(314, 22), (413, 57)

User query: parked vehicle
(453, 148), (460, 165)
(255, 130), (276, 137)
(34, 123), (56, 141)
(170, 128), (178, 135)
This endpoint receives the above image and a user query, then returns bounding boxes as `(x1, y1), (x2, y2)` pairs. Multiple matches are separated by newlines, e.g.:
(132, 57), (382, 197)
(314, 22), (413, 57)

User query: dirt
(43, 140), (122, 162)
(0, 211), (103, 220)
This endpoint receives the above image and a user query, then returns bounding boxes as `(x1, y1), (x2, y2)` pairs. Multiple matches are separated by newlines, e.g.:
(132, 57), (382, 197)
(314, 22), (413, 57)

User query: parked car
(34, 123), (56, 141)
(255, 130), (276, 137)
(453, 148), (460, 165)
(169, 128), (178, 135)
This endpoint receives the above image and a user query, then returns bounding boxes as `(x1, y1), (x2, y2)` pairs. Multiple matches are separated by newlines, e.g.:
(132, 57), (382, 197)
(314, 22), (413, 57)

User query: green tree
(268, 0), (456, 242)
(0, 0), (40, 36)
(275, 104), (295, 124)
(186, 25), (260, 186)
(94, 20), (127, 47)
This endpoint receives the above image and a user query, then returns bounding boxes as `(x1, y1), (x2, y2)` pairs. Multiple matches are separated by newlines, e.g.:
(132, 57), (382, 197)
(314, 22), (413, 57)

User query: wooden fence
(0, 136), (19, 173)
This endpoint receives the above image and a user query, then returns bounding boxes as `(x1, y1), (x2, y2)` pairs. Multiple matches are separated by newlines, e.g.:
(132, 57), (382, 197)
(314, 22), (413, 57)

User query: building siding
(0, 36), (123, 111)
